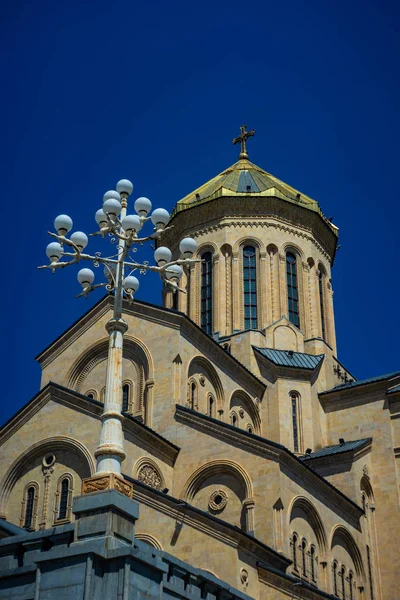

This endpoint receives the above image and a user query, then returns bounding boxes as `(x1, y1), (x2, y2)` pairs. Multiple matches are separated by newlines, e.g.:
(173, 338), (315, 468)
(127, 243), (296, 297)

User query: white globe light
(154, 246), (172, 266)
(46, 242), (63, 261)
(103, 190), (121, 203)
(116, 179), (133, 195)
(95, 208), (107, 227)
(134, 196), (152, 216)
(122, 214), (142, 233)
(103, 198), (121, 218)
(151, 208), (170, 229)
(77, 268), (95, 286)
(164, 264), (183, 281)
(70, 231), (88, 251)
(179, 237), (197, 258)
(54, 214), (73, 235)
(123, 276), (139, 293)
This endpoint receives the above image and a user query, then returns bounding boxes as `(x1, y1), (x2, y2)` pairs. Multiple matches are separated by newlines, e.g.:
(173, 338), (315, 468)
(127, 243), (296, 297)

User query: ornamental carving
(208, 489), (228, 512)
(240, 568), (249, 588)
(137, 464), (162, 490)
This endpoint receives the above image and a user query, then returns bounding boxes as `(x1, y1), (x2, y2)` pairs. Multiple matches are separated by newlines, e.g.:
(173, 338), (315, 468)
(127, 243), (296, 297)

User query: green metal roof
(388, 383), (400, 394)
(172, 157), (338, 236)
(301, 438), (371, 461)
(323, 371), (400, 394)
(254, 347), (324, 370)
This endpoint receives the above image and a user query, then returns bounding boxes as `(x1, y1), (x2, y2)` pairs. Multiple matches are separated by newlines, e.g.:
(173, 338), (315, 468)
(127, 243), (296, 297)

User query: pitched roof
(301, 438), (371, 461)
(172, 158), (337, 235)
(254, 347), (324, 370)
(388, 383), (400, 394)
(322, 371), (400, 394)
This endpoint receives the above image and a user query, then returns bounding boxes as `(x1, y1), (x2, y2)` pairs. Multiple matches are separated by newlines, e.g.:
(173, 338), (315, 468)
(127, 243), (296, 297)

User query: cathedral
(0, 128), (399, 599)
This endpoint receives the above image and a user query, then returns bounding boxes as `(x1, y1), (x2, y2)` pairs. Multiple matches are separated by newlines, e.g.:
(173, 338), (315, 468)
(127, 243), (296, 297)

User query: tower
(162, 126), (338, 358)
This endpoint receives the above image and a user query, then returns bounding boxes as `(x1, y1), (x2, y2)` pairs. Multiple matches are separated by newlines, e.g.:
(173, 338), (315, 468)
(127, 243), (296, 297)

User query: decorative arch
(187, 356), (224, 412)
(288, 496), (328, 552)
(330, 524), (365, 579)
(233, 236), (264, 254)
(133, 457), (165, 491)
(181, 459), (253, 503)
(194, 241), (218, 259)
(0, 436), (94, 518)
(229, 390), (261, 435)
(20, 481), (40, 530)
(54, 472), (74, 523)
(135, 533), (162, 550)
(281, 242), (305, 260)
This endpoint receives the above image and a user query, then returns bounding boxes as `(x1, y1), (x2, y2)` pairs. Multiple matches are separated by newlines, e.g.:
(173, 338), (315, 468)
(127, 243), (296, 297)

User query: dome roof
(173, 157), (337, 235)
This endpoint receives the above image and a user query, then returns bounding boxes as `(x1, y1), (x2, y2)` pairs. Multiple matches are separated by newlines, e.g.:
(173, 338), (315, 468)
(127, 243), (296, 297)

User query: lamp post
(39, 179), (198, 497)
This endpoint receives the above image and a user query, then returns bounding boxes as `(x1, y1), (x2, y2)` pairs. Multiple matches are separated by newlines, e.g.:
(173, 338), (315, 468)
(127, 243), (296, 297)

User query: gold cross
(232, 125), (255, 159)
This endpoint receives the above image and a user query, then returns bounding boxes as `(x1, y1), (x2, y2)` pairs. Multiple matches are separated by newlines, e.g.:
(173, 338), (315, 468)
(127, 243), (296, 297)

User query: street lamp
(39, 179), (198, 497)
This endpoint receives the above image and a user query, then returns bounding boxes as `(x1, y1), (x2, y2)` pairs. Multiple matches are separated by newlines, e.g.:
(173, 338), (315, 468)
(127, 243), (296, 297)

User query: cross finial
(232, 125), (255, 159)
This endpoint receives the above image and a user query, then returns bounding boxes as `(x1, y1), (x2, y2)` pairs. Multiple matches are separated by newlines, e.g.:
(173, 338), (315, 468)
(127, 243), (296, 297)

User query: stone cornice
(128, 475), (291, 572)
(0, 383), (180, 466)
(164, 196), (338, 263)
(175, 405), (363, 524)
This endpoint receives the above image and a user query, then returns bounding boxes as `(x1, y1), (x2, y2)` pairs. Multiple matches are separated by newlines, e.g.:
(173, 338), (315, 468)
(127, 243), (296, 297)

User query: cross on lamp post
(39, 179), (199, 497)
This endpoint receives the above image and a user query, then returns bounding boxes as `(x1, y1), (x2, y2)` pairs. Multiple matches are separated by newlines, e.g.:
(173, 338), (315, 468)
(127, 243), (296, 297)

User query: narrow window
(231, 413), (237, 427)
(24, 486), (35, 530)
(362, 493), (366, 513)
(243, 246), (257, 329)
(367, 545), (374, 600)
(172, 291), (178, 310)
(201, 252), (213, 335)
(301, 539), (307, 576)
(122, 384), (129, 412)
(58, 478), (69, 520)
(291, 393), (300, 453)
(87, 392), (94, 399)
(292, 533), (298, 571)
(208, 395), (214, 418)
(190, 382), (196, 410)
(340, 566), (346, 600)
(286, 252), (300, 328)
(349, 571), (354, 600)
(318, 270), (326, 340)
(310, 545), (316, 581)
(333, 561), (338, 597)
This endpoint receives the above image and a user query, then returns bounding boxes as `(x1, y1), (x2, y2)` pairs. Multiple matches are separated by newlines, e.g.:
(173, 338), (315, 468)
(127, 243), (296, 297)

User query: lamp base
(81, 472), (133, 498)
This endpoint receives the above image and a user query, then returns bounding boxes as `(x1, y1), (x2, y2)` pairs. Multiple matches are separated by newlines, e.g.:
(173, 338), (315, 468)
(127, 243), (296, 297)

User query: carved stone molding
(208, 489), (228, 512)
(137, 464), (163, 490)
(81, 473), (133, 498)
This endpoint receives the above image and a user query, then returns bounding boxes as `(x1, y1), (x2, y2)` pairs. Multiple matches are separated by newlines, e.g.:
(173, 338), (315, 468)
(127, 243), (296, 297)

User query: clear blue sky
(1, 0), (399, 425)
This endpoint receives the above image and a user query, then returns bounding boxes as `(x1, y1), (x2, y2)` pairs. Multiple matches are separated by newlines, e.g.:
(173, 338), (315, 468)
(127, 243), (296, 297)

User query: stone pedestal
(81, 472), (133, 498)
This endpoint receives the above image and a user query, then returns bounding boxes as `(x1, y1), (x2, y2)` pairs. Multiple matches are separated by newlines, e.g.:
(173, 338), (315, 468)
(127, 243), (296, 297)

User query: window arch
(291, 533), (298, 572)
(188, 379), (198, 411)
(301, 538), (307, 576)
(54, 473), (74, 523)
(24, 486), (35, 530)
(290, 392), (301, 453)
(348, 571), (354, 600)
(230, 411), (238, 427)
(122, 383), (130, 412)
(85, 389), (97, 400)
(310, 544), (317, 582)
(318, 267), (326, 341)
(243, 246), (257, 329)
(333, 561), (338, 597)
(340, 565), (346, 600)
(201, 251), (213, 335)
(286, 252), (300, 328)
(207, 394), (215, 418)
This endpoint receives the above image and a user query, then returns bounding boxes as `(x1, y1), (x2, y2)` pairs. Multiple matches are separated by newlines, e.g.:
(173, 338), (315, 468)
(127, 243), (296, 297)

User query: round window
(208, 489), (228, 512)
(43, 454), (56, 467)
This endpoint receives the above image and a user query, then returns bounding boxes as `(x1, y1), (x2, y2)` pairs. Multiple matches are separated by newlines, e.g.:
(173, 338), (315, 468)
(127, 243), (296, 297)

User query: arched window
(348, 571), (354, 600)
(301, 539), (307, 576)
(243, 246), (257, 329)
(208, 395), (215, 418)
(292, 533), (298, 571)
(291, 392), (300, 453)
(318, 269), (326, 340)
(333, 561), (338, 597)
(286, 252), (300, 328)
(231, 412), (238, 427)
(172, 290), (179, 310)
(201, 252), (213, 335)
(190, 381), (197, 410)
(87, 393), (94, 399)
(122, 384), (130, 412)
(340, 566), (346, 600)
(310, 545), (317, 582)
(58, 478), (69, 520)
(24, 486), (35, 530)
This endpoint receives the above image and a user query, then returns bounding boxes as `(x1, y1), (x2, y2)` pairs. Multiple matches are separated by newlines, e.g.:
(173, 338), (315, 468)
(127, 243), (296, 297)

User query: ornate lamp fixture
(39, 179), (198, 497)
